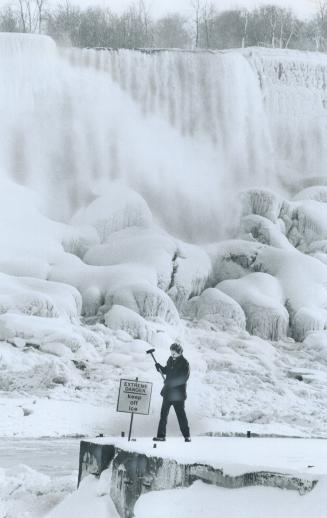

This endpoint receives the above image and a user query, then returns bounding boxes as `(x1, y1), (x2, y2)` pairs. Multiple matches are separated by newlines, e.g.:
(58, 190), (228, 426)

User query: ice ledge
(78, 437), (322, 518)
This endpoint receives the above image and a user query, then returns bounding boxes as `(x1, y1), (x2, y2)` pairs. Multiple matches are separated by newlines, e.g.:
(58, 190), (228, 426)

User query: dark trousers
(157, 398), (190, 438)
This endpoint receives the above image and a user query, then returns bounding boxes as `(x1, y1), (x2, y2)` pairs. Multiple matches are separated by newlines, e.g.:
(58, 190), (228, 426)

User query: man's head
(170, 343), (183, 359)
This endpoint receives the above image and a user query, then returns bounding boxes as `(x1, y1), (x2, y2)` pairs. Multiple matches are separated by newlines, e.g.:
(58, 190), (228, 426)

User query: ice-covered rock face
(182, 288), (246, 331)
(218, 273), (288, 341)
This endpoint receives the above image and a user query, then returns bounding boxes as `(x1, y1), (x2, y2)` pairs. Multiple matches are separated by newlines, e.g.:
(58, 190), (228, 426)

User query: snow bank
(135, 477), (327, 518)
(0, 463), (76, 518)
(218, 273), (288, 341)
(182, 288), (246, 331)
(46, 471), (118, 518)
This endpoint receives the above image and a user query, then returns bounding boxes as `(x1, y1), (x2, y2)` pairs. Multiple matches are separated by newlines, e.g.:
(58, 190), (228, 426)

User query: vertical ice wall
(1, 34), (327, 241)
(244, 48), (327, 189)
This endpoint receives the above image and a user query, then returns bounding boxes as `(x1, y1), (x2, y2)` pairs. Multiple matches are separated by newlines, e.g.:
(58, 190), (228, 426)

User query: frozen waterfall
(1, 34), (327, 241)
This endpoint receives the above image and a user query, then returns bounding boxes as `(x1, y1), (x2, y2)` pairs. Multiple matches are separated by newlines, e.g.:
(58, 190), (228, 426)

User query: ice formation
(1, 34), (327, 439)
(218, 273), (288, 341)
(182, 288), (246, 331)
(104, 305), (155, 343)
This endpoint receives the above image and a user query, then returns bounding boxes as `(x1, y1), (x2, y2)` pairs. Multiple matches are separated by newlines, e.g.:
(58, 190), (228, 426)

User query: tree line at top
(1, 0), (327, 52)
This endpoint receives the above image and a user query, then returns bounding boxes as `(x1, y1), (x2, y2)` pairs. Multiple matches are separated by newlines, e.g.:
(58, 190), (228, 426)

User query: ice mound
(281, 200), (327, 249)
(293, 185), (327, 203)
(0, 273), (81, 320)
(252, 246), (327, 341)
(84, 228), (211, 309)
(241, 189), (283, 222)
(49, 253), (157, 317)
(182, 288), (246, 331)
(0, 313), (105, 358)
(71, 184), (152, 243)
(105, 305), (155, 343)
(240, 214), (293, 249)
(206, 240), (264, 284)
(218, 273), (288, 340)
(84, 226), (176, 291)
(105, 282), (180, 326)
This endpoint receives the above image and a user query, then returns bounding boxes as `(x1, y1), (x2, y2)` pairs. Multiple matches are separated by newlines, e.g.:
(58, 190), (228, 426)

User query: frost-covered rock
(105, 282), (180, 326)
(182, 288), (246, 331)
(105, 305), (155, 343)
(240, 214), (293, 249)
(241, 189), (283, 223)
(218, 273), (288, 341)
(278, 199), (327, 249)
(71, 184), (152, 243)
(206, 240), (264, 285)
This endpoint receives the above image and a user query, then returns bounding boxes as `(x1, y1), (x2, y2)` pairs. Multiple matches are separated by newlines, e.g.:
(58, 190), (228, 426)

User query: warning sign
(117, 379), (153, 415)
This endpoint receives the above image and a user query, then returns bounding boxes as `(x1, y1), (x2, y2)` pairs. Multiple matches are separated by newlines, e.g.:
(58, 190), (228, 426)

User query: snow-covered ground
(46, 436), (327, 518)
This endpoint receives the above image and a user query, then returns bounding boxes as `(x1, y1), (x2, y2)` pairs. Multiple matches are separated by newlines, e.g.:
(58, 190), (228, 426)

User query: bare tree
(202, 1), (215, 48)
(190, 0), (201, 48)
(241, 8), (249, 48)
(310, 0), (327, 49)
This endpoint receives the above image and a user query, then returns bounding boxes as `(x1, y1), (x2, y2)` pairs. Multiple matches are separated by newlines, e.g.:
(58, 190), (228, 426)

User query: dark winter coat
(158, 355), (190, 401)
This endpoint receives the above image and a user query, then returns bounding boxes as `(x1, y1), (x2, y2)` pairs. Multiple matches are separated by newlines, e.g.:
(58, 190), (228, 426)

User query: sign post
(117, 377), (153, 441)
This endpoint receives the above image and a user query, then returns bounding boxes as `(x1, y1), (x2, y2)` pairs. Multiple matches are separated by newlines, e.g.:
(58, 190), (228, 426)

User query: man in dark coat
(153, 343), (191, 442)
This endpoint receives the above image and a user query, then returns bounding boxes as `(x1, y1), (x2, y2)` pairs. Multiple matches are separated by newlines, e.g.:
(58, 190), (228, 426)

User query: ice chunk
(182, 288), (246, 331)
(105, 305), (155, 343)
(71, 184), (152, 242)
(218, 273), (288, 341)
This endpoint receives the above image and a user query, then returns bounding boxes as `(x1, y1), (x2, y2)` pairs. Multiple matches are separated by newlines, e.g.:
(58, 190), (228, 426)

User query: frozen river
(0, 437), (81, 477)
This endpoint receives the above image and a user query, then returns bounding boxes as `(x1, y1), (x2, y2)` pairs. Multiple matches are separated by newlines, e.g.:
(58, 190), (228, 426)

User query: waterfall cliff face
(1, 34), (327, 241)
